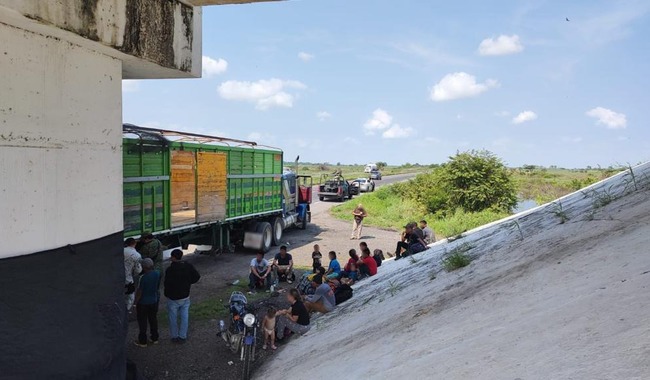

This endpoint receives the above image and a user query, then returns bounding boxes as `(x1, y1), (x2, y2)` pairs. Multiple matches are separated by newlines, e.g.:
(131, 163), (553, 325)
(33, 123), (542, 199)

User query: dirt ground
(126, 195), (403, 380)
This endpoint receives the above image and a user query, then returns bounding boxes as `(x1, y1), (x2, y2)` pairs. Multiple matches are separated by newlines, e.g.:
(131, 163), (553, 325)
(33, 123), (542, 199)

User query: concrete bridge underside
(0, 0), (277, 378)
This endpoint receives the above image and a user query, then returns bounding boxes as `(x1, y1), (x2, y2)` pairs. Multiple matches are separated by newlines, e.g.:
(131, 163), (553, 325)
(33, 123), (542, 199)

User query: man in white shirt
(124, 238), (142, 310)
(249, 252), (272, 294)
(419, 220), (435, 245)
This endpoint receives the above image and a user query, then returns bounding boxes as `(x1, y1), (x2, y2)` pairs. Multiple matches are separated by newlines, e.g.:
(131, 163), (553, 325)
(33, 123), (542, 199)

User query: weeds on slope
(442, 243), (474, 271)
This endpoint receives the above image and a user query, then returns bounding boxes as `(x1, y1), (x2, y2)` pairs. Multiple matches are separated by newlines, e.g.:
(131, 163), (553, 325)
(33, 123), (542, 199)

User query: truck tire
(319, 196), (324, 201)
(255, 222), (272, 253)
(271, 217), (283, 246)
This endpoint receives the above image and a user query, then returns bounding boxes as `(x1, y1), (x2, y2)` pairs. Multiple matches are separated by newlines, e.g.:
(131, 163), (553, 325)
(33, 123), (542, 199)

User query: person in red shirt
(358, 248), (377, 277)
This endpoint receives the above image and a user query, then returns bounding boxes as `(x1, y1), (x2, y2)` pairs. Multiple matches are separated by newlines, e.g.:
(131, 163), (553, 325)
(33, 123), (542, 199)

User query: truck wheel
(271, 217), (283, 246)
(255, 222), (272, 253)
(319, 196), (324, 201)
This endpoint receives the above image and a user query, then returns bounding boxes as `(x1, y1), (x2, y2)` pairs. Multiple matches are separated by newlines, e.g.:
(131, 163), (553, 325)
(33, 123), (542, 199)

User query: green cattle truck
(122, 124), (312, 253)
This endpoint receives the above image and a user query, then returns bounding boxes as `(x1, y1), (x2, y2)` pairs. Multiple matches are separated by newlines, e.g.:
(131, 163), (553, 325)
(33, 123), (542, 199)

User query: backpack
(334, 284), (353, 305)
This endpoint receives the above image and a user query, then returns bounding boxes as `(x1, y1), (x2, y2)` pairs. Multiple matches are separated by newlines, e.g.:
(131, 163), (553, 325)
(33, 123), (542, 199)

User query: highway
(310, 172), (418, 215)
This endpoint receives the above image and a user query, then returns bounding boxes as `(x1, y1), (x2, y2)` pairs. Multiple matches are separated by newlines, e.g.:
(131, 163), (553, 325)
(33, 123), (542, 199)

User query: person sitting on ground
(325, 251), (341, 280)
(373, 249), (385, 267)
(262, 307), (277, 350)
(133, 258), (160, 347)
(340, 249), (359, 277)
(394, 222), (427, 260)
(272, 245), (294, 284)
(359, 241), (382, 267)
(249, 252), (272, 294)
(311, 244), (323, 273)
(275, 289), (311, 341)
(420, 220), (435, 245)
(304, 274), (336, 314)
(340, 262), (359, 285)
(297, 266), (326, 295)
(357, 248), (378, 278)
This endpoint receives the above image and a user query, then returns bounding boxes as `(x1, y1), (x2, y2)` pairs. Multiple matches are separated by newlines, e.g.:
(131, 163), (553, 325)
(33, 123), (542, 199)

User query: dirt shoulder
(126, 199), (401, 380)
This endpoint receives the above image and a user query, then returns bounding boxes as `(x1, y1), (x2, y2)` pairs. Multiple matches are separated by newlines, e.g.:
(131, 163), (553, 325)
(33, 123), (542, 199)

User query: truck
(122, 124), (312, 253)
(317, 172), (357, 202)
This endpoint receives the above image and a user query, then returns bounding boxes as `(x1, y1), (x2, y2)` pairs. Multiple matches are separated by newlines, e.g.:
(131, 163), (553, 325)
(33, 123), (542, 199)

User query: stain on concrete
(79, 0), (100, 41)
(122, 0), (193, 70)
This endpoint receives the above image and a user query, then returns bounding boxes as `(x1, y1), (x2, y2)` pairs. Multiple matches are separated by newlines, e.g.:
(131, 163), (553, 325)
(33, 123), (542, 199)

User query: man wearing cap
(134, 258), (160, 347)
(303, 274), (336, 314)
(138, 232), (165, 285)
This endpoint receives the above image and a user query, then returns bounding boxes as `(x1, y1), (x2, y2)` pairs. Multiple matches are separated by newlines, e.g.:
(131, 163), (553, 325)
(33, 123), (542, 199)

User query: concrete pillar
(0, 21), (125, 378)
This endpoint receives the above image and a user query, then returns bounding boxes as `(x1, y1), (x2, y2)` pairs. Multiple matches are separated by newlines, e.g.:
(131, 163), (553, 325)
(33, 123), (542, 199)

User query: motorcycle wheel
(241, 344), (252, 380)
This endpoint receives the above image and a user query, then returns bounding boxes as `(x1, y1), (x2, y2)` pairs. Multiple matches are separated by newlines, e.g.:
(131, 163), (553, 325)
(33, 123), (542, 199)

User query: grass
(513, 167), (623, 204)
(331, 186), (509, 238)
(159, 276), (267, 324)
(442, 244), (474, 271)
(550, 201), (569, 224)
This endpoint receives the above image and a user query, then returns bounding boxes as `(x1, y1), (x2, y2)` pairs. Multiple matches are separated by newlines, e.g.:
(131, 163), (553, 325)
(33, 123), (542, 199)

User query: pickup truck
(318, 174), (357, 202)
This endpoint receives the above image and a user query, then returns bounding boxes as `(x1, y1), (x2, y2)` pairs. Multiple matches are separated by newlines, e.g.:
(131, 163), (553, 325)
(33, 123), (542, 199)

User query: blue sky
(123, 0), (650, 168)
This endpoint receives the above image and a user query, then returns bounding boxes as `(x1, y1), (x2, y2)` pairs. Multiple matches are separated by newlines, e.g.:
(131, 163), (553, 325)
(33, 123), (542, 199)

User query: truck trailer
(122, 124), (312, 253)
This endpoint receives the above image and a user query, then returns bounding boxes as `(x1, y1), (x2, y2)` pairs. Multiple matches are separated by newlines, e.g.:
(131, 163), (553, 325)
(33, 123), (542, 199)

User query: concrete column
(0, 22), (126, 378)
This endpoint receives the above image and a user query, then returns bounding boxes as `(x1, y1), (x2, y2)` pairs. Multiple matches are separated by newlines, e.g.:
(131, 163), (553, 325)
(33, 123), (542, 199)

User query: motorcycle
(218, 291), (258, 380)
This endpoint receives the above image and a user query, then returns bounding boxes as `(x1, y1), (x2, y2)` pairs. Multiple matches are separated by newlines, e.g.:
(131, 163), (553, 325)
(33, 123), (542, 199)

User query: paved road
(310, 172), (417, 216)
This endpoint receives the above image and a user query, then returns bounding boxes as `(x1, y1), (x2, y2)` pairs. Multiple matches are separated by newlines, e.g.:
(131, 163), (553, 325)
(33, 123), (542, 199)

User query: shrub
(442, 245), (473, 271)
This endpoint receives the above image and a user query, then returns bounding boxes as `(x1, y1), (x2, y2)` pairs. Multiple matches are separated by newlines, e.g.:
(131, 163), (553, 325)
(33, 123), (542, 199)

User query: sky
(122, 0), (650, 168)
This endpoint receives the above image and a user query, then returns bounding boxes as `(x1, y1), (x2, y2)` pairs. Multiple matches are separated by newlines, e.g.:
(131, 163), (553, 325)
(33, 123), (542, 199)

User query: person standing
(420, 220), (435, 245)
(164, 249), (200, 344)
(134, 258), (160, 347)
(124, 238), (142, 310)
(138, 232), (164, 285)
(350, 204), (367, 240)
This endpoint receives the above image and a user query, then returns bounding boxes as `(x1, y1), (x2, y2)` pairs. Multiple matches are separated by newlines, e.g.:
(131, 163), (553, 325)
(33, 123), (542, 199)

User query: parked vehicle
(218, 292), (258, 380)
(364, 163), (377, 173)
(352, 178), (375, 192)
(370, 170), (382, 180)
(317, 172), (355, 202)
(122, 124), (313, 253)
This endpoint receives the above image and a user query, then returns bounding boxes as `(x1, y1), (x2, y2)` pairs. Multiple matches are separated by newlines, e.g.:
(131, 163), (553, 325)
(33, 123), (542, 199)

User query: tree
(440, 150), (517, 213)
(376, 161), (388, 169)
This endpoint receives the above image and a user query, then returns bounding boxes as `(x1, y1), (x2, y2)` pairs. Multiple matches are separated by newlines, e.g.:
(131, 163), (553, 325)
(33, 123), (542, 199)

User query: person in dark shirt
(164, 249), (200, 343)
(311, 244), (323, 272)
(272, 245), (294, 284)
(394, 222), (427, 260)
(275, 289), (311, 340)
(134, 258), (160, 347)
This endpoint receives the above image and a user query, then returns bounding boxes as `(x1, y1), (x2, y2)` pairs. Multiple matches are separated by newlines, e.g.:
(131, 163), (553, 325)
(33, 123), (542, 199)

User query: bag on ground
(334, 284), (353, 305)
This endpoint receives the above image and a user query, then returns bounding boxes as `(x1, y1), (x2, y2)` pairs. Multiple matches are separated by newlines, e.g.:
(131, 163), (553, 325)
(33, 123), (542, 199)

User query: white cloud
(382, 124), (414, 139)
(122, 80), (140, 93)
(430, 72), (499, 102)
(363, 108), (393, 134)
(586, 107), (627, 129)
(217, 78), (307, 110)
(478, 34), (524, 56)
(298, 52), (315, 62)
(202, 55), (228, 77)
(317, 111), (331, 121)
(512, 111), (538, 124)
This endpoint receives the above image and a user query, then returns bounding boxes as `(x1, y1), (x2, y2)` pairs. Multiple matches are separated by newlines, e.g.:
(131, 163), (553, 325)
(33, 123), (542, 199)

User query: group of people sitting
(248, 221), (435, 349)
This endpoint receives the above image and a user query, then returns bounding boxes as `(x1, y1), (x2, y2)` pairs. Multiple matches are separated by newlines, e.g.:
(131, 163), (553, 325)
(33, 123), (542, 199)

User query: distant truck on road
(317, 172), (357, 202)
(364, 163), (377, 173)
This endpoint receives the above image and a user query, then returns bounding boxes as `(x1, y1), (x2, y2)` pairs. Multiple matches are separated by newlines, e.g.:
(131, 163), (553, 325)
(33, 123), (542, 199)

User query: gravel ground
(126, 194), (402, 379)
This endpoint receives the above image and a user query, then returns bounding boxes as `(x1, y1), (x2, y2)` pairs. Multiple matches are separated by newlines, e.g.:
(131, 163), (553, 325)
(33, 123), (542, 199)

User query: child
(311, 244), (323, 273)
(262, 307), (277, 350)
(325, 251), (341, 280)
(340, 262), (358, 286)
